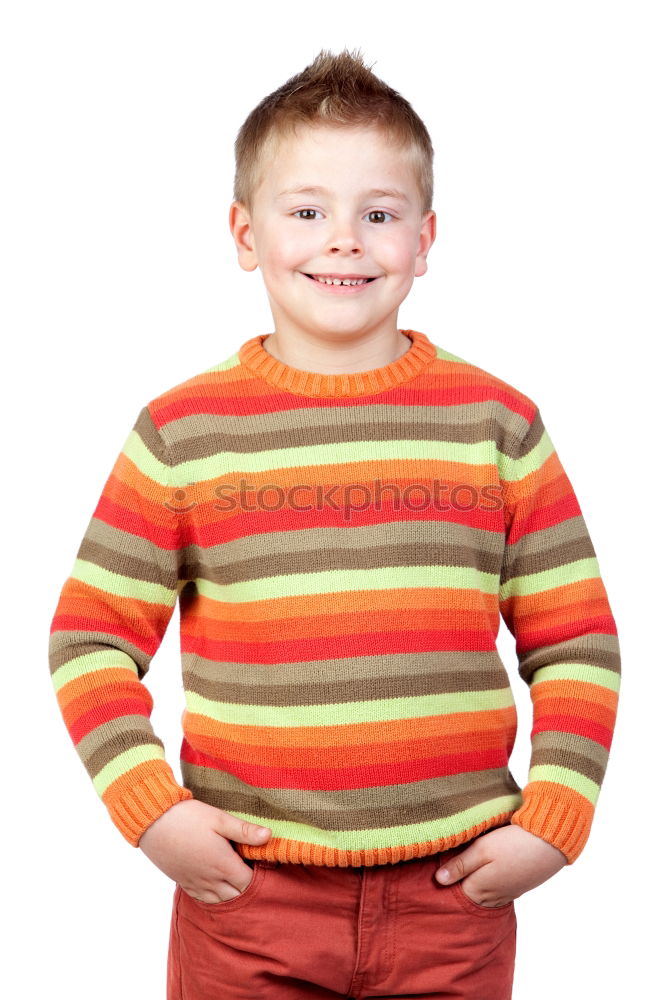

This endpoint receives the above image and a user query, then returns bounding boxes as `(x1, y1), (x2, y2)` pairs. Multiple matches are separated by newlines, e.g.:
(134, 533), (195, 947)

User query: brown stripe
(77, 538), (178, 589)
(501, 521), (598, 582)
(517, 633), (621, 683)
(160, 402), (536, 465)
(181, 763), (522, 830)
(529, 745), (607, 786)
(188, 539), (506, 587)
(532, 730), (610, 774)
(182, 655), (513, 705)
(78, 720), (165, 778)
(179, 519), (506, 587)
(79, 517), (182, 583)
(514, 407), (544, 459)
(180, 523), (587, 590)
(182, 649), (508, 687)
(188, 517), (503, 564)
(135, 405), (170, 463)
(48, 630), (153, 677)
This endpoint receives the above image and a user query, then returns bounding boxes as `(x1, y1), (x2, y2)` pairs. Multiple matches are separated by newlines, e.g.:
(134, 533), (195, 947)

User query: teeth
(312, 275), (369, 286)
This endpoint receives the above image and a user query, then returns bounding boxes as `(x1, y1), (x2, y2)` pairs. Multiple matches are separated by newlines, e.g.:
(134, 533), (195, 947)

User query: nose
(326, 216), (363, 255)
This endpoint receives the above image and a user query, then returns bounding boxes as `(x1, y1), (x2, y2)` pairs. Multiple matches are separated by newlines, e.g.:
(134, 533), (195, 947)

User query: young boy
(48, 49), (621, 999)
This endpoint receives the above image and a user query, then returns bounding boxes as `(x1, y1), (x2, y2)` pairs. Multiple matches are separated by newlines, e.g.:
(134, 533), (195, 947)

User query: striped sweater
(48, 328), (621, 867)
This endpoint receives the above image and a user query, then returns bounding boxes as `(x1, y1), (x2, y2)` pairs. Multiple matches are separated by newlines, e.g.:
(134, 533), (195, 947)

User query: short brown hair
(233, 48), (434, 215)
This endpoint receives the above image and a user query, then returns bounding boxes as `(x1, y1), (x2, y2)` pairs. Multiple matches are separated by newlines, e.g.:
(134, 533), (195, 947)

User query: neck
(262, 328), (412, 376)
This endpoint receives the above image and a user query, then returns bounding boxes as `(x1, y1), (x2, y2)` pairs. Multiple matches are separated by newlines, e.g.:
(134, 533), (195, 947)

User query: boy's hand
(435, 825), (568, 907)
(138, 799), (272, 904)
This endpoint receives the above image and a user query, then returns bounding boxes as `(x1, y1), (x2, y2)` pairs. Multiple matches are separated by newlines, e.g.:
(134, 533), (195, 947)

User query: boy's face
(230, 125), (436, 346)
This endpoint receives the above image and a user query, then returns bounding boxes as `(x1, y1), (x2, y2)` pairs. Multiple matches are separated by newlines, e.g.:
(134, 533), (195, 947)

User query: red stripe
(179, 492), (506, 548)
(515, 615), (618, 654)
(151, 382), (535, 428)
(51, 615), (157, 654)
(181, 628), (498, 664)
(180, 739), (510, 790)
(506, 493), (582, 542)
(70, 697), (152, 743)
(531, 713), (614, 750)
(95, 495), (178, 548)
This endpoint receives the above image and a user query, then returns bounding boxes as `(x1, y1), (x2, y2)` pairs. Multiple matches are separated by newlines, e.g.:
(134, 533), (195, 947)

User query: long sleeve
(498, 405), (621, 864)
(48, 406), (193, 846)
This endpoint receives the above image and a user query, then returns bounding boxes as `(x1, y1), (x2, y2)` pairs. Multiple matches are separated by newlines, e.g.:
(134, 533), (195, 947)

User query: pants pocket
(436, 850), (515, 915)
(178, 859), (276, 912)
(451, 879), (515, 913)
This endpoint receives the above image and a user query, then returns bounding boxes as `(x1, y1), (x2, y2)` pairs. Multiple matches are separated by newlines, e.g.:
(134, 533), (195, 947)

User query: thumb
(435, 846), (478, 885)
(228, 815), (272, 844)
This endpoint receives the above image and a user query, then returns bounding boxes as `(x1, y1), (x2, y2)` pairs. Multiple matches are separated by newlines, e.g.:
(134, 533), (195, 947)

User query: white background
(2, 1), (663, 997)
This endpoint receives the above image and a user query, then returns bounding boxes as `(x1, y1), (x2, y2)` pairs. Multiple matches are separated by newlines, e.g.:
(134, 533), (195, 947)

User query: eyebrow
(277, 185), (410, 203)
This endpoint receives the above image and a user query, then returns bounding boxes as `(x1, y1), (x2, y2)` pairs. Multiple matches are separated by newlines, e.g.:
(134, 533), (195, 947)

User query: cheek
(271, 230), (320, 269)
(373, 231), (418, 273)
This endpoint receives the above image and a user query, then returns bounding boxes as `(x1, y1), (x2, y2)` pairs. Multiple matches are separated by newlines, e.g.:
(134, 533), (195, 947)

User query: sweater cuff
(510, 781), (594, 865)
(105, 763), (194, 847)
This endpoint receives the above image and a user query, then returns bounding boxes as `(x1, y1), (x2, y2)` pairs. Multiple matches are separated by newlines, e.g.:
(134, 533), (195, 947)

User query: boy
(48, 48), (621, 999)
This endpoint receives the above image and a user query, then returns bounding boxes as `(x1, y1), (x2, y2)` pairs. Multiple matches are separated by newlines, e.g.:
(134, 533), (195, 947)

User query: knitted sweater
(48, 328), (621, 867)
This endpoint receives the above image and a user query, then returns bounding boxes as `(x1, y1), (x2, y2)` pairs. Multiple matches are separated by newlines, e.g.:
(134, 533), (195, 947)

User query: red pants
(167, 841), (517, 999)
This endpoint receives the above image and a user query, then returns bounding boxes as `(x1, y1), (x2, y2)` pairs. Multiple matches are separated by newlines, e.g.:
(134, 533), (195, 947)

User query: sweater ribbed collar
(238, 329), (436, 399)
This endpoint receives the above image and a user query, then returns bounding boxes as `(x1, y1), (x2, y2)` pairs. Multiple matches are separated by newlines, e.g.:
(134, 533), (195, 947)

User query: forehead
(258, 125), (420, 199)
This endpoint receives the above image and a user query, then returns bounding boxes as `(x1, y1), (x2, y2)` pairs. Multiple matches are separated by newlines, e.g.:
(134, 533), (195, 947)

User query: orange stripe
(55, 579), (173, 624)
(500, 577), (610, 620)
(529, 691), (619, 728)
(184, 605), (498, 644)
(184, 706), (518, 750)
(530, 678), (619, 707)
(105, 458), (174, 527)
(56, 666), (143, 713)
(191, 585), (499, 624)
(502, 452), (570, 507)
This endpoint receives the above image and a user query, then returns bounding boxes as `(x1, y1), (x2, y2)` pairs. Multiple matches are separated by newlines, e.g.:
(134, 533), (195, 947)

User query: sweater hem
(233, 810), (517, 867)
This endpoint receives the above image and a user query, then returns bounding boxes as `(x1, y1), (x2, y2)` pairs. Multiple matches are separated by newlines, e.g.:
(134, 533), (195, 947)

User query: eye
(364, 210), (394, 224)
(293, 208), (323, 220)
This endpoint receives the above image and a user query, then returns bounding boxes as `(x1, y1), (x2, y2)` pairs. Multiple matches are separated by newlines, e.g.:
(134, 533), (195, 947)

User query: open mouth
(303, 274), (378, 286)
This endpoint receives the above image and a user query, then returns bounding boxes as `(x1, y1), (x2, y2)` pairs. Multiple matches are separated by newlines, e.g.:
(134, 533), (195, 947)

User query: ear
(414, 209), (436, 278)
(229, 200), (259, 272)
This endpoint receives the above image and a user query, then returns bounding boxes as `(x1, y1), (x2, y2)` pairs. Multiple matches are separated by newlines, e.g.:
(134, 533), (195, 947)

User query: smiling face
(229, 125), (436, 347)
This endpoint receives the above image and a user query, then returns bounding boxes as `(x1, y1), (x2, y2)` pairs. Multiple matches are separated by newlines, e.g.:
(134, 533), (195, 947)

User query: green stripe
(498, 427), (554, 483)
(94, 745), (166, 795)
(204, 352), (242, 374)
(184, 686), (516, 726)
(530, 662), (621, 692)
(434, 346), (468, 364)
(197, 564), (501, 604)
(527, 765), (600, 806)
(499, 557), (600, 599)
(170, 437), (500, 481)
(51, 649), (139, 691)
(71, 558), (177, 605)
(123, 429), (172, 486)
(216, 794), (523, 852)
